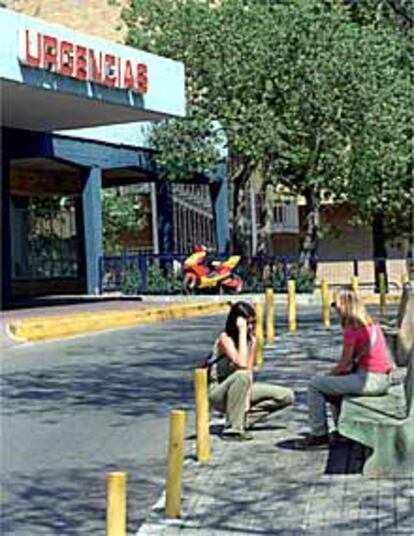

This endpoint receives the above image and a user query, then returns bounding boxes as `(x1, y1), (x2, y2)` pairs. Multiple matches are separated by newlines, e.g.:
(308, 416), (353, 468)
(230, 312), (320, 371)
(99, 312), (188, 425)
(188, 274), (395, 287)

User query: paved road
(1, 313), (229, 536)
(0, 303), (389, 535)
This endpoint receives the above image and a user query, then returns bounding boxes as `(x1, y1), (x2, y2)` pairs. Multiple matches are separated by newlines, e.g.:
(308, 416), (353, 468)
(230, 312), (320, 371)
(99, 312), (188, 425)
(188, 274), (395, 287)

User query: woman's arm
(245, 336), (256, 411)
(331, 341), (355, 375)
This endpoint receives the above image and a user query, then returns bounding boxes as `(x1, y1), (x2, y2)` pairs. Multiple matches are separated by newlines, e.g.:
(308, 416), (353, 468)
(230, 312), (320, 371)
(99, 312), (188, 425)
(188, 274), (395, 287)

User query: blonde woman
(300, 287), (394, 448)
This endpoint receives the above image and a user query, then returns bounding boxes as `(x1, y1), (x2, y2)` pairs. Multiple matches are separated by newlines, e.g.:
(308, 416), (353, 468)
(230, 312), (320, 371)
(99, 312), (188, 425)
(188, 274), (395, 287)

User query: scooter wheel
(222, 275), (243, 295)
(183, 274), (198, 295)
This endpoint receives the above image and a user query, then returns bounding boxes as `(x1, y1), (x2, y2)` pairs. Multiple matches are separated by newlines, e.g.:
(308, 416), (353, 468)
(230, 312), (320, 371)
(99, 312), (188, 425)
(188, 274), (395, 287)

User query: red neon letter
(104, 54), (116, 87)
(43, 35), (58, 70)
(136, 63), (148, 94)
(123, 60), (135, 90)
(23, 30), (41, 67)
(59, 41), (74, 76)
(75, 45), (88, 80)
(88, 49), (102, 84)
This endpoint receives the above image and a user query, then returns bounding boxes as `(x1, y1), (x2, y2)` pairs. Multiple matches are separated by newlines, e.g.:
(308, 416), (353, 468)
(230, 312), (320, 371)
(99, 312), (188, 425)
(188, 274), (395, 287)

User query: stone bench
(338, 351), (413, 477)
(339, 366), (414, 476)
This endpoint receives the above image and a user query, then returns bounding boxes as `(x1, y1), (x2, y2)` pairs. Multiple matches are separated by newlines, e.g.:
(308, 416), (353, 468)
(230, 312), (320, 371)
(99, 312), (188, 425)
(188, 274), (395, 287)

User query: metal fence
(100, 253), (410, 295)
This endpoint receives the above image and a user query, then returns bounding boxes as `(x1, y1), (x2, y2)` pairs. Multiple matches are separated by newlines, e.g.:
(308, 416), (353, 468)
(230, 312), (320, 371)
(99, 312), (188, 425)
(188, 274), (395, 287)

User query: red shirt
(343, 324), (393, 373)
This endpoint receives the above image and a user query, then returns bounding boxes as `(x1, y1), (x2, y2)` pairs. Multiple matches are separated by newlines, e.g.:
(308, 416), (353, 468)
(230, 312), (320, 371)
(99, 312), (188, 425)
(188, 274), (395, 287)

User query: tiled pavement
(137, 324), (414, 536)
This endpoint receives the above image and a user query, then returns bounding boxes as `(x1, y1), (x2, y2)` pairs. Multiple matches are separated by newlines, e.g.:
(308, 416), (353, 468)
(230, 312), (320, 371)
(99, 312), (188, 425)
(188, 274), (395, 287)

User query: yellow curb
(8, 301), (230, 342)
(362, 295), (401, 305)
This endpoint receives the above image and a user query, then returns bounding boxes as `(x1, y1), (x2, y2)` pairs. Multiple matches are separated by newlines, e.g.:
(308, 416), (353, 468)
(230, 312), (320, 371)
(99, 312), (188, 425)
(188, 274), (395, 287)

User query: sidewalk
(137, 321), (414, 536)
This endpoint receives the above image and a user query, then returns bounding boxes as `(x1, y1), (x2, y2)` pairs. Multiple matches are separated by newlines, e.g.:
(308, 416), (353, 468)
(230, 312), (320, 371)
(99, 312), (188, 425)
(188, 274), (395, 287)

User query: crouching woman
(209, 301), (294, 441)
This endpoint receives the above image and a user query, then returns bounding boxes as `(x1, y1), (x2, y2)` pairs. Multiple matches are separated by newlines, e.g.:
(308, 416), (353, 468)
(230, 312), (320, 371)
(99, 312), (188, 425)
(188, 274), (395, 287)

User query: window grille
(10, 195), (80, 279)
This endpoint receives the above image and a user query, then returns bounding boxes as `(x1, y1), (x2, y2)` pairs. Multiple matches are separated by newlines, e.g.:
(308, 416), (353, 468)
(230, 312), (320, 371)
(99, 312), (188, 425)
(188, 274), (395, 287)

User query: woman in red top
(300, 287), (394, 448)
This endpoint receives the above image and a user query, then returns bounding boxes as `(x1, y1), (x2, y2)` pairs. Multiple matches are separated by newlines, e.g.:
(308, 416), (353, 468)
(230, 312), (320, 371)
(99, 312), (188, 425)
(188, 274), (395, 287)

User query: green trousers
(209, 370), (294, 433)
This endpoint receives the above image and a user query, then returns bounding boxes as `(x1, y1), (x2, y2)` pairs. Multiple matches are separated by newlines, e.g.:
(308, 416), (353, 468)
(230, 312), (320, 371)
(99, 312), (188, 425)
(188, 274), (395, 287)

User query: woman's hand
(331, 362), (352, 376)
(236, 316), (248, 331)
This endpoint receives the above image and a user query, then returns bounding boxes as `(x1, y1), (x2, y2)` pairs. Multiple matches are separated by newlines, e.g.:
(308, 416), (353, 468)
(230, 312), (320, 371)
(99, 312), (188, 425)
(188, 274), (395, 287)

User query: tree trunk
(299, 186), (320, 275)
(256, 183), (273, 256)
(408, 234), (414, 280)
(372, 212), (388, 292)
(232, 178), (248, 254)
(230, 161), (254, 256)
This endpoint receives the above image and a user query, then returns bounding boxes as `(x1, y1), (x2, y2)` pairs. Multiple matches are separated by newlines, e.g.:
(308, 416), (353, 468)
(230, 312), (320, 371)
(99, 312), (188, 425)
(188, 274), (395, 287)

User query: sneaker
(221, 429), (254, 441)
(296, 434), (330, 449)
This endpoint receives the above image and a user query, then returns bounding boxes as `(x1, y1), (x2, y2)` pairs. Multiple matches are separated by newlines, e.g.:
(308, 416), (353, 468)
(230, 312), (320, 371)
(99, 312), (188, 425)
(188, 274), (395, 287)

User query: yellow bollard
(401, 273), (409, 287)
(379, 273), (387, 317)
(165, 409), (186, 519)
(194, 368), (211, 464)
(351, 276), (359, 295)
(265, 288), (275, 344)
(287, 280), (296, 332)
(106, 472), (127, 536)
(255, 301), (264, 367)
(321, 279), (331, 329)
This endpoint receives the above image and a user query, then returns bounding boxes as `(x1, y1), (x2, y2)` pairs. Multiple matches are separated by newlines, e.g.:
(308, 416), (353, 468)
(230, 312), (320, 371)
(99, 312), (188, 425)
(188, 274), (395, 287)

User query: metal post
(321, 279), (331, 328)
(288, 280), (297, 332)
(150, 182), (160, 255)
(265, 288), (275, 344)
(379, 273), (387, 317)
(106, 472), (127, 536)
(353, 258), (359, 277)
(351, 276), (359, 295)
(194, 369), (211, 463)
(255, 301), (264, 366)
(165, 410), (186, 518)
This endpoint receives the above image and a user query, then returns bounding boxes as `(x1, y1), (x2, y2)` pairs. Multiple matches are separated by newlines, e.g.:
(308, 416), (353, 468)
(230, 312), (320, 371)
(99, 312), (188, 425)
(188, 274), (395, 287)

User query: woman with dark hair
(209, 301), (294, 441)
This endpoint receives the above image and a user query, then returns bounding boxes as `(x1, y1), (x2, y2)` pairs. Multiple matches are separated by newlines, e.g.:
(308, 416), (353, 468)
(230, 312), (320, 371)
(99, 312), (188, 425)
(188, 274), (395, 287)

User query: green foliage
(121, 266), (142, 295)
(239, 259), (315, 293)
(123, 0), (413, 254)
(149, 116), (222, 182)
(102, 188), (145, 254)
(147, 263), (183, 294)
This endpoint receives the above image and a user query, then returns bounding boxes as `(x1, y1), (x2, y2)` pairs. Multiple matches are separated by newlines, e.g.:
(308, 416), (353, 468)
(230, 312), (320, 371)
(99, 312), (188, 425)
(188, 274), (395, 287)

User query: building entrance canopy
(0, 8), (185, 131)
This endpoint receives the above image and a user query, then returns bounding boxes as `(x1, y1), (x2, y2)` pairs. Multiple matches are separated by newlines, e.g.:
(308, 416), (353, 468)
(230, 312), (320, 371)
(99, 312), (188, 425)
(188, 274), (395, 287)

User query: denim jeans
(308, 371), (390, 436)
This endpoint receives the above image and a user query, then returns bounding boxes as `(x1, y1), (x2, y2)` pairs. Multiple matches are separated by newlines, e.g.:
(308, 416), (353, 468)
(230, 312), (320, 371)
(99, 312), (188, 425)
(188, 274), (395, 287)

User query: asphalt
(1, 314), (227, 535)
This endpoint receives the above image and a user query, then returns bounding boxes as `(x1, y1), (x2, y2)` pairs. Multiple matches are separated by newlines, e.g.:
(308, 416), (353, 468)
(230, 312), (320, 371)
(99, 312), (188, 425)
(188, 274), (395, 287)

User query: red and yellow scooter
(182, 245), (243, 294)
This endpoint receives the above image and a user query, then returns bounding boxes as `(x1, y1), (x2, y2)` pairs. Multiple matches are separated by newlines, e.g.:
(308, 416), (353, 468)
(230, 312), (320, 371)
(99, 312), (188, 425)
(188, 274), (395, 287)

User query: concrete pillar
(156, 181), (174, 254)
(210, 164), (230, 254)
(1, 154), (12, 308)
(82, 167), (103, 294)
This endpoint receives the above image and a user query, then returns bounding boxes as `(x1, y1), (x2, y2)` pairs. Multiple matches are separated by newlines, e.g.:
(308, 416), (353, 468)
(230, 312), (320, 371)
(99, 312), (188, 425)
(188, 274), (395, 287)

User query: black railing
(100, 253), (408, 295)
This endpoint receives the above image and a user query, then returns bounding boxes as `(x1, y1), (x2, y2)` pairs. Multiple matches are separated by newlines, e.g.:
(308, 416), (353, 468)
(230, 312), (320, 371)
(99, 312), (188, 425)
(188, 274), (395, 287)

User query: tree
(122, 0), (412, 270)
(335, 0), (414, 278)
(102, 188), (145, 254)
(123, 0), (297, 253)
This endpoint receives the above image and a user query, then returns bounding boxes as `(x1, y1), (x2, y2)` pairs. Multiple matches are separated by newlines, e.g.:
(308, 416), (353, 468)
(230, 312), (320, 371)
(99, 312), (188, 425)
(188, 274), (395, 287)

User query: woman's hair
(225, 301), (256, 347)
(334, 287), (373, 328)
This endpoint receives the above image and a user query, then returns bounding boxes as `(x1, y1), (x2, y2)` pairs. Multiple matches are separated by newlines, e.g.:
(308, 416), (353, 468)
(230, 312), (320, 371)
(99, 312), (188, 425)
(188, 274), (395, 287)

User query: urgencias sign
(19, 29), (149, 94)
